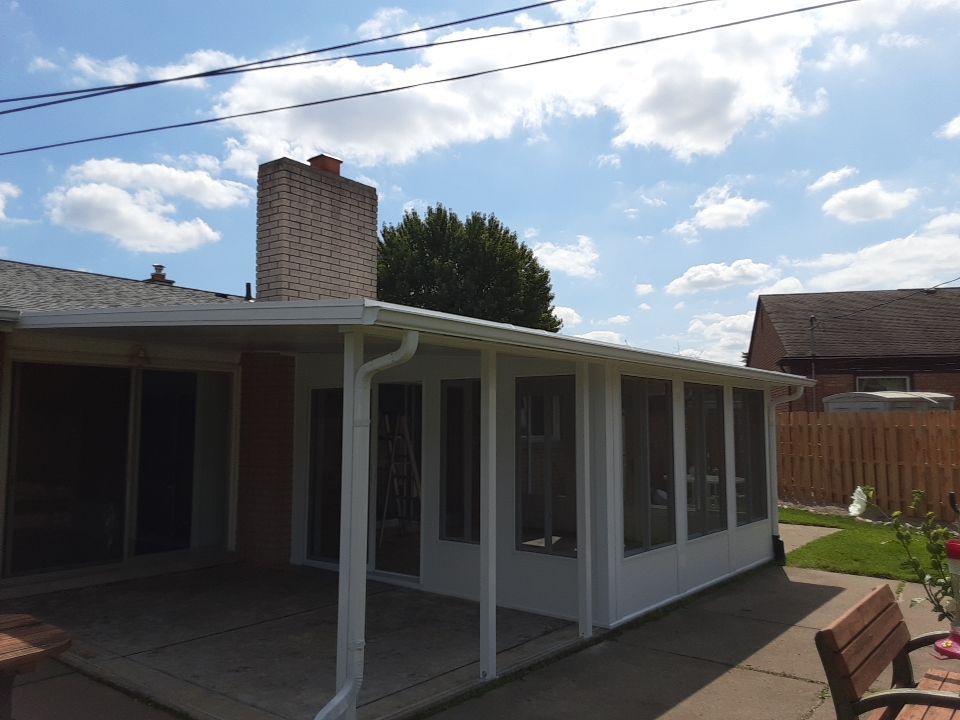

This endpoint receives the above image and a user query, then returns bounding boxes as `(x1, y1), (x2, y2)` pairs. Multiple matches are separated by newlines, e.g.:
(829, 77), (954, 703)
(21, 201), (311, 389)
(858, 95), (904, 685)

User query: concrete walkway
(9, 523), (955, 719)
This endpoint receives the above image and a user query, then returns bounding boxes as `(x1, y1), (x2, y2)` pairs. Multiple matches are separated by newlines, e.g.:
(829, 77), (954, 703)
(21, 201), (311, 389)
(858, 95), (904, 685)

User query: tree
(377, 205), (562, 332)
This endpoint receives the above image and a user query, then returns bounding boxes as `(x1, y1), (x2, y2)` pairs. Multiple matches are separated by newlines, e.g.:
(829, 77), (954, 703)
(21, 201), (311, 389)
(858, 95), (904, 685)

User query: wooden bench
(0, 614), (71, 720)
(816, 584), (960, 719)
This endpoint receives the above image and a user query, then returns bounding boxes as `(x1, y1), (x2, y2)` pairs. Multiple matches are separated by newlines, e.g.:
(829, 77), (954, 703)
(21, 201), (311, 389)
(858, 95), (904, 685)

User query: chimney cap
(145, 264), (174, 285)
(308, 154), (342, 175)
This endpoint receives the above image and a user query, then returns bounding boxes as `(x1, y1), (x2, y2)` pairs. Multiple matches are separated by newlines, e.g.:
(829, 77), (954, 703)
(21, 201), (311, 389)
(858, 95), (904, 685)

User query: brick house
(0, 155), (810, 716)
(745, 289), (960, 412)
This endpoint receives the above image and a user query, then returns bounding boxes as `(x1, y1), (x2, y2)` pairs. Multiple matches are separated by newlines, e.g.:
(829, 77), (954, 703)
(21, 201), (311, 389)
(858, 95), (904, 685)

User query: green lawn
(780, 507), (935, 582)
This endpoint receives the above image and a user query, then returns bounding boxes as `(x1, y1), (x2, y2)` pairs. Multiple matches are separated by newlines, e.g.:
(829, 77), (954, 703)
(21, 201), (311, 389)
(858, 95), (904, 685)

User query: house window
(733, 388), (767, 526)
(516, 375), (577, 556)
(856, 376), (910, 392)
(685, 383), (726, 539)
(622, 376), (674, 555)
(440, 379), (481, 543)
(307, 388), (343, 562)
(4, 363), (232, 577)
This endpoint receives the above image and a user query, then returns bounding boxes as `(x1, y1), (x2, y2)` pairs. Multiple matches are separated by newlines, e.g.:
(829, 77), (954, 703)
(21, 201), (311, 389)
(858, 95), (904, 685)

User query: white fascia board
(0, 307), (21, 331)
(368, 301), (814, 388)
(16, 299), (375, 329)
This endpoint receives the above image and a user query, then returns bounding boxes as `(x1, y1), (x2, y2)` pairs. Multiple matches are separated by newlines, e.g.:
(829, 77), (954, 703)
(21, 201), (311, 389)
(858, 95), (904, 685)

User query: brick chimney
(256, 155), (378, 301)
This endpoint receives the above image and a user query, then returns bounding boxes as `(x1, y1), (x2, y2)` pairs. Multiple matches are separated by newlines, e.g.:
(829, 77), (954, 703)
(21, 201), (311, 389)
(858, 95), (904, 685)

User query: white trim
(723, 385), (736, 574)
(610, 555), (771, 629)
(16, 299), (811, 388)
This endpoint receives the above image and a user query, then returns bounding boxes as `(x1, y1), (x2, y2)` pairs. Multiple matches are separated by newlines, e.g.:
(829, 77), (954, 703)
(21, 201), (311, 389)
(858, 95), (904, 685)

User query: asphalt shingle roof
(0, 260), (245, 311)
(759, 288), (960, 359)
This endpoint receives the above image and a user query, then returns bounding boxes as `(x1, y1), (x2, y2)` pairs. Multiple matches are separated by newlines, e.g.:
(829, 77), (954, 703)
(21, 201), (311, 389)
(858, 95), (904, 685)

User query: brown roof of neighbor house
(756, 288), (960, 359)
(0, 259), (245, 311)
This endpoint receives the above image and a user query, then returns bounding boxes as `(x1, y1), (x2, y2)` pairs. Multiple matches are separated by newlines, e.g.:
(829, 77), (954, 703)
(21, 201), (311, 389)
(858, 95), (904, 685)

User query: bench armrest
(856, 688), (960, 715)
(906, 631), (951, 653)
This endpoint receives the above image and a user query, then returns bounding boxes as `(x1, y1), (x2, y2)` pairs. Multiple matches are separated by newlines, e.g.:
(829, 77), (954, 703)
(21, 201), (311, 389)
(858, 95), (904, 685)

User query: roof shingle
(758, 288), (960, 359)
(0, 260), (244, 312)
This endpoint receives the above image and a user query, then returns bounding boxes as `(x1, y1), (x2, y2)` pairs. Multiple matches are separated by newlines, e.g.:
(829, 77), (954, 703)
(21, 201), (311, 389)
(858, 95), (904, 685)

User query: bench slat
(842, 603), (906, 675)
(849, 619), (912, 699)
(896, 669), (960, 720)
(820, 585), (899, 652)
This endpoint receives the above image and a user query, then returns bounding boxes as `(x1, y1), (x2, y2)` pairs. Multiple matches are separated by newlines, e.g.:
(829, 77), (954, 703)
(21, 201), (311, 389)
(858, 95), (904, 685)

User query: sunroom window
(685, 383), (726, 539)
(516, 375), (577, 556)
(733, 388), (767, 526)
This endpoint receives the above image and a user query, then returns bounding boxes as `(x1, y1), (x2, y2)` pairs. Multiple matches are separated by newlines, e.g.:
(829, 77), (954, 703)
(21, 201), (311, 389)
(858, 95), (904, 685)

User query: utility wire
(0, 0), (570, 107)
(816, 274), (960, 327)
(1, 0), (722, 116)
(0, 0), (866, 158)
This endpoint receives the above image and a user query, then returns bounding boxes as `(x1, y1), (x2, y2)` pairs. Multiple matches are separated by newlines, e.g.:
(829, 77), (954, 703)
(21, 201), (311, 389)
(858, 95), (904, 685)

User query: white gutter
(768, 385), (806, 554)
(316, 330), (420, 720)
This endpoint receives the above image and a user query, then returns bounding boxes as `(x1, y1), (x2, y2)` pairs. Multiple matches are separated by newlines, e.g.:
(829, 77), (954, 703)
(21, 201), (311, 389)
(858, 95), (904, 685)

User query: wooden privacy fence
(777, 411), (960, 521)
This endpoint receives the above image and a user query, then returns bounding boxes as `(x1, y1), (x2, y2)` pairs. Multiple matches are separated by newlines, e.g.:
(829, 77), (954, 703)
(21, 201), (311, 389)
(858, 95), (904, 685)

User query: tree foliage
(377, 205), (562, 332)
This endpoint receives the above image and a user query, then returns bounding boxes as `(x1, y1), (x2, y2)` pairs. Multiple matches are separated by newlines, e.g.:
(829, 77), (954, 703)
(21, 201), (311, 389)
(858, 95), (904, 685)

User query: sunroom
(0, 298), (812, 718)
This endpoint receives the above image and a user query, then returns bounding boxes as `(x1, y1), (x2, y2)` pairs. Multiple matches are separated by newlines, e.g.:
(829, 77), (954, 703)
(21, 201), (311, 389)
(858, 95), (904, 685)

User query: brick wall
(914, 372), (960, 401)
(256, 157), (378, 301)
(237, 352), (295, 564)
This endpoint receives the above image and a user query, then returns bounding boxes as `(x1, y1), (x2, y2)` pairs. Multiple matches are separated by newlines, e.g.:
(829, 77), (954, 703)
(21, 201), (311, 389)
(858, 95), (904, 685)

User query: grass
(780, 507), (936, 583)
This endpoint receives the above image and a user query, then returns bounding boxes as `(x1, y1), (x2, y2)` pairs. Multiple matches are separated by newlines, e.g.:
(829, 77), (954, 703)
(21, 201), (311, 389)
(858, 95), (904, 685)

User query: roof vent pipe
(146, 264), (174, 285)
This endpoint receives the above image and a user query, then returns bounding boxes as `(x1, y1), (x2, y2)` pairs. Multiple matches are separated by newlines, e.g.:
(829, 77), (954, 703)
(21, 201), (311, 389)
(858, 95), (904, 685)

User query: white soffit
(16, 298), (812, 387)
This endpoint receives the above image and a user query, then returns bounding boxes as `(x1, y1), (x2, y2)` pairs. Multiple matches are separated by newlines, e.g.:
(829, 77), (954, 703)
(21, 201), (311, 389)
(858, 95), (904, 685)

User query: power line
(1, 0), (723, 117)
(0, 0), (866, 158)
(817, 274), (960, 326)
(0, 0), (570, 107)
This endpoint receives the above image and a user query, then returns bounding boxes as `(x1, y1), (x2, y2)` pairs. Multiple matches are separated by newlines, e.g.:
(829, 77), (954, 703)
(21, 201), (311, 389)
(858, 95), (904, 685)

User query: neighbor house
(0, 156), (812, 718)
(746, 289), (960, 412)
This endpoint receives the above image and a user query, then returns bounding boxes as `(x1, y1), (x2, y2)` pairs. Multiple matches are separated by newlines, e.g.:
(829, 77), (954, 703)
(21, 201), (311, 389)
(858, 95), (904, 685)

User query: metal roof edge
(366, 301), (813, 386)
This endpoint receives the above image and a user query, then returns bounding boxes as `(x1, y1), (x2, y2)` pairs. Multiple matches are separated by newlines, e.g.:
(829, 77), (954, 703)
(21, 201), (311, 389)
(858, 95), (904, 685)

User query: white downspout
(768, 385), (804, 562)
(315, 330), (420, 720)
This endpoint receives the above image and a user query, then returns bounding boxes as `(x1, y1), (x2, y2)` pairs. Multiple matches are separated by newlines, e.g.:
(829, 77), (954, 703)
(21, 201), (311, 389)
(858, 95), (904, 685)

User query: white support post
(479, 349), (497, 681)
(575, 361), (593, 639)
(335, 332), (363, 694)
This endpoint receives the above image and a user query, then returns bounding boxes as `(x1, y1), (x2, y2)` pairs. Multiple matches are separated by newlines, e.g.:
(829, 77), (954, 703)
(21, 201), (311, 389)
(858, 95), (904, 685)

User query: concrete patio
(3, 563), (576, 720)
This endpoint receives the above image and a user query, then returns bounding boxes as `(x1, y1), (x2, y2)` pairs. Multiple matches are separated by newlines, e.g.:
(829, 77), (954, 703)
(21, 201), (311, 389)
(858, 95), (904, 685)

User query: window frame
(684, 382), (727, 540)
(621, 375), (675, 557)
(856, 375), (911, 392)
(733, 387), (768, 527)
(439, 378), (481, 545)
(515, 374), (577, 558)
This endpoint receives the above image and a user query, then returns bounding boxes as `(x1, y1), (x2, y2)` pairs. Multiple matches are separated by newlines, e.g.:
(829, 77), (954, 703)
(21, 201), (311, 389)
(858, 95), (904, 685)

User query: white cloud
(670, 184), (768, 239)
(213, 1), (935, 174)
(595, 153), (621, 168)
(804, 213), (960, 291)
(821, 180), (919, 223)
(638, 303), (652, 311)
(666, 258), (780, 295)
(937, 114), (960, 140)
(147, 50), (241, 88)
(357, 8), (427, 46)
(634, 283), (655, 297)
(71, 54), (139, 84)
(66, 159), (252, 209)
(28, 56), (57, 73)
(606, 314), (630, 325)
(402, 198), (428, 215)
(43, 159), (250, 253)
(807, 165), (858, 192)
(523, 227), (539, 240)
(554, 305), (582, 328)
(679, 311), (755, 364)
(749, 276), (805, 297)
(0, 182), (23, 223)
(639, 193), (666, 208)
(533, 235), (599, 279)
(673, 301), (685, 311)
(46, 184), (220, 253)
(814, 37), (868, 71)
(878, 32), (924, 48)
(578, 330), (627, 345)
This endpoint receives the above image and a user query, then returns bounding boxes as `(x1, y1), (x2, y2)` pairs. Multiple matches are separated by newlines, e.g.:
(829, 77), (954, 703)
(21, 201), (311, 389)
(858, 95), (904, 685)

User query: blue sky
(2, 0), (959, 362)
